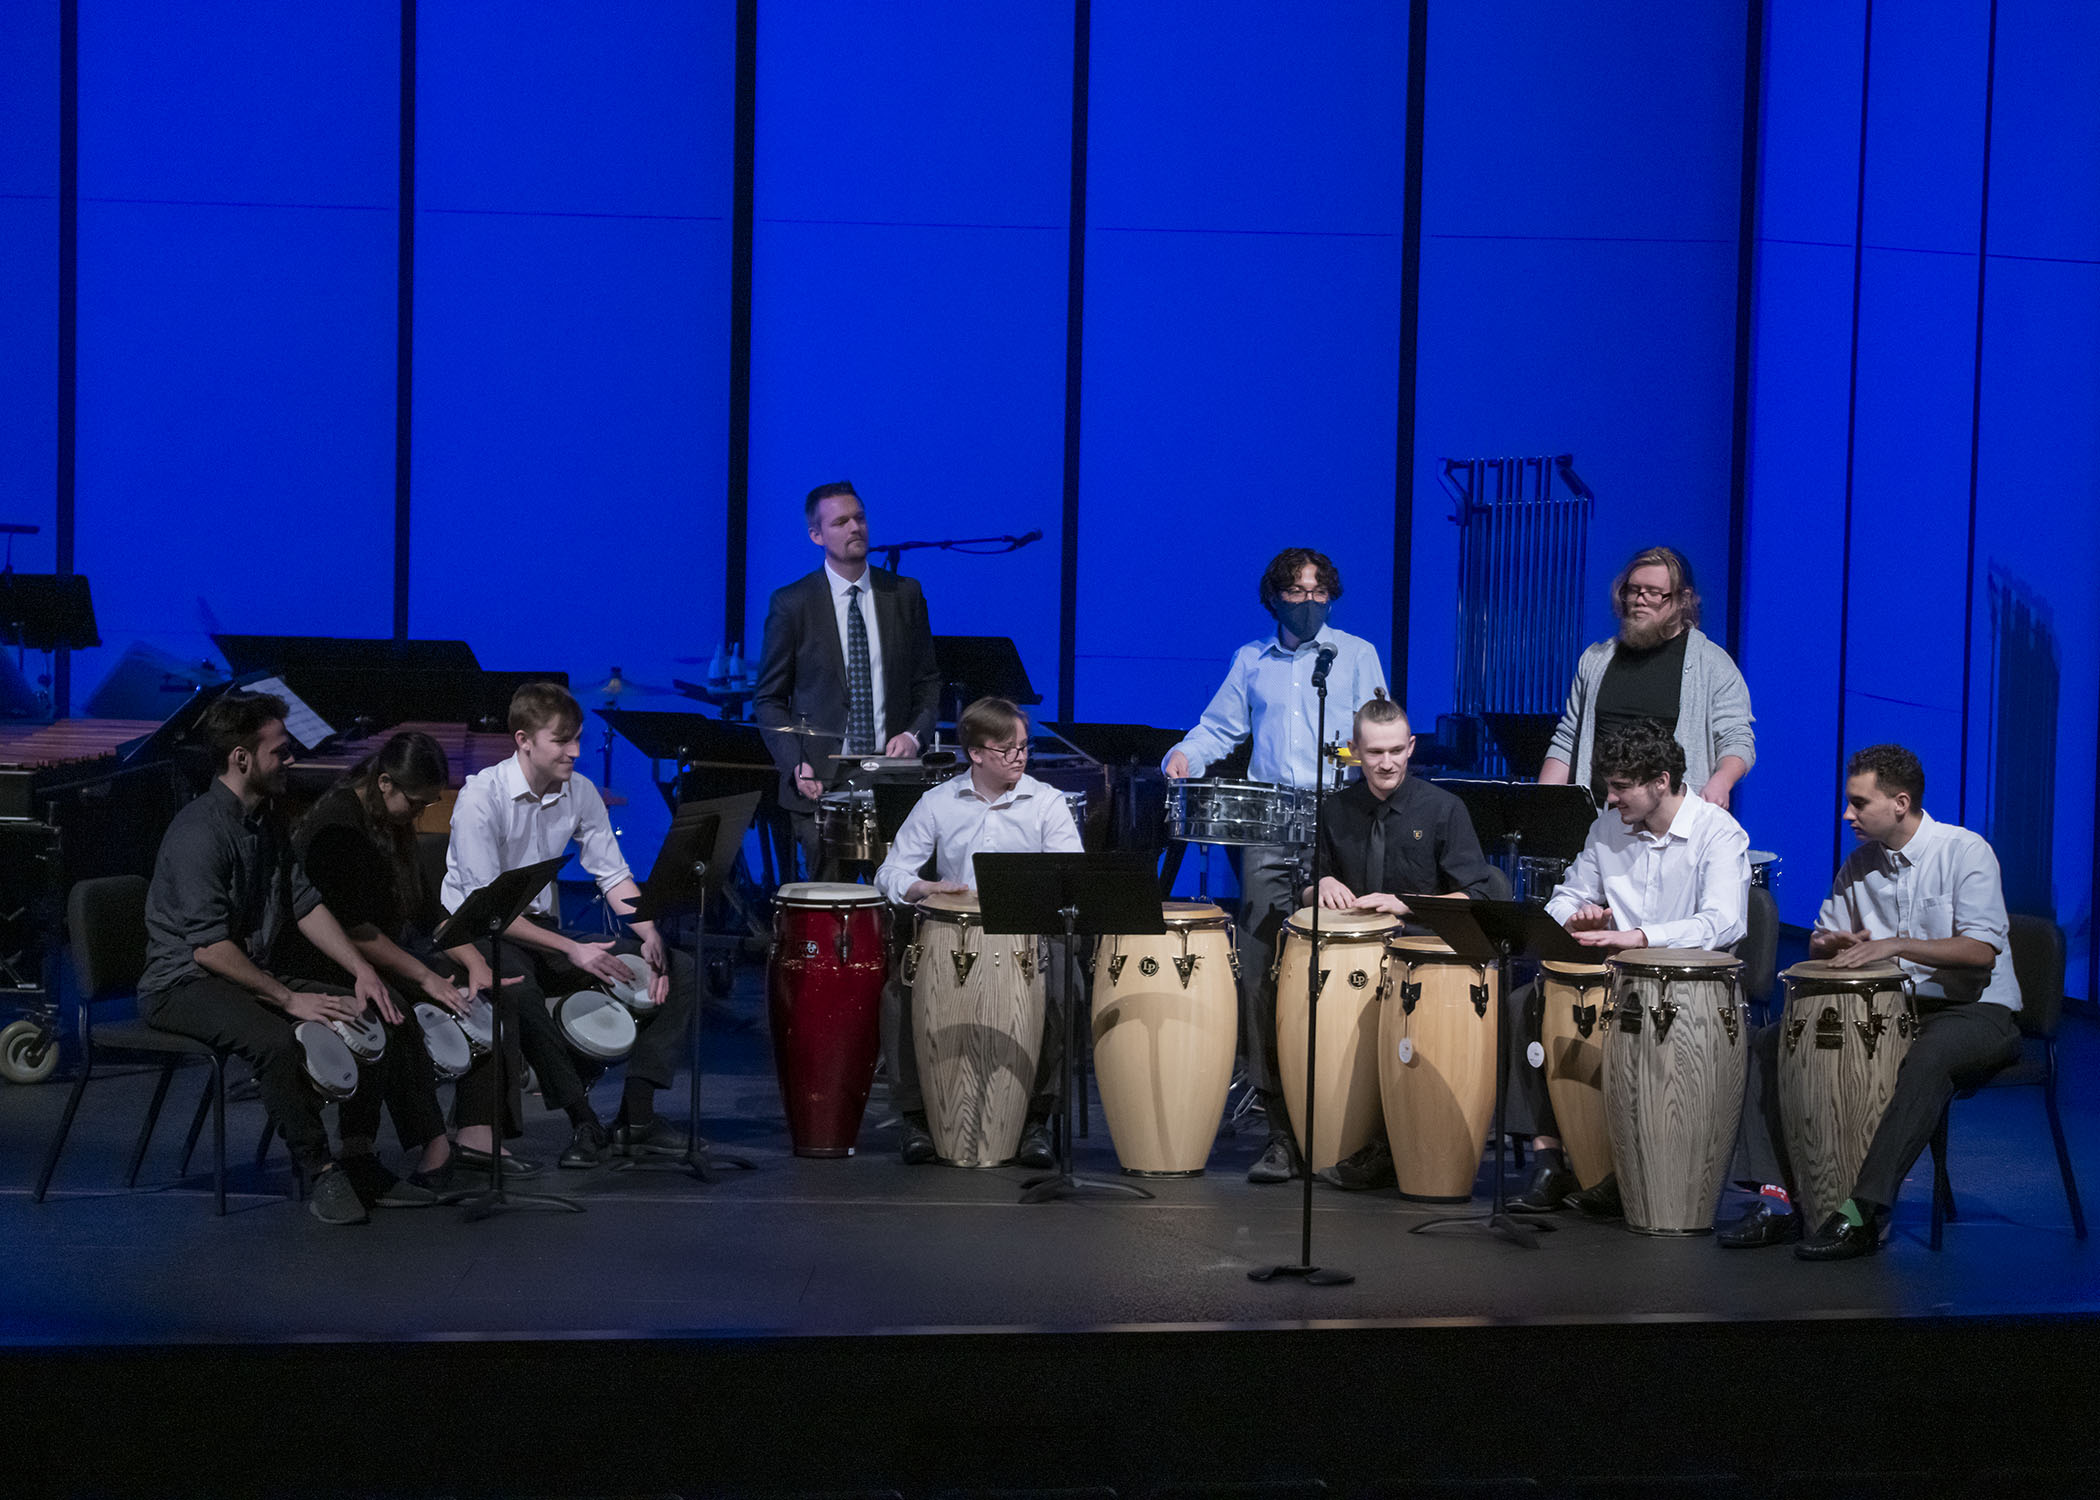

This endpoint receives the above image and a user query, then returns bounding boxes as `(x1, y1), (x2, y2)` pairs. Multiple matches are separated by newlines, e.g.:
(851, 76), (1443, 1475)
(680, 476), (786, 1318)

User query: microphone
(1311, 643), (1338, 688)
(1013, 528), (1043, 546)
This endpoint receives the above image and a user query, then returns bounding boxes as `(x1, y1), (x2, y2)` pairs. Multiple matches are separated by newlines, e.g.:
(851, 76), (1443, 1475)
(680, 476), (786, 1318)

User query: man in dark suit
(755, 481), (941, 876)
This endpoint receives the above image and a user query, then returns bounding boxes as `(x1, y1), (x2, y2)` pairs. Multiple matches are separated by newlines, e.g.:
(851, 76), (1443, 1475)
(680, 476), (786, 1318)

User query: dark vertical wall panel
(744, 2), (1073, 713)
(1077, 1), (1407, 727)
(0, 0), (61, 603)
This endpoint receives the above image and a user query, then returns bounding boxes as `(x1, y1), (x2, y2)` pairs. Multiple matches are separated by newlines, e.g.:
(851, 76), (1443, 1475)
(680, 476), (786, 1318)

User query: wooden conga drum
(1604, 948), (1747, 1235)
(1777, 959), (1917, 1226)
(1381, 935), (1498, 1202)
(767, 882), (891, 1158)
(1274, 907), (1394, 1172)
(1537, 960), (1615, 1189)
(906, 891), (1045, 1167)
(1091, 901), (1239, 1176)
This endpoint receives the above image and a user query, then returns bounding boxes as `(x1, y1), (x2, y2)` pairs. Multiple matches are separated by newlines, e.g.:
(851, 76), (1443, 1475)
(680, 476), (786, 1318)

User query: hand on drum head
(1563, 903), (1613, 932)
(418, 969), (473, 1016)
(1809, 926), (1869, 959)
(283, 989), (361, 1025)
(1163, 750), (1190, 779)
(638, 929), (671, 1006)
(1352, 892), (1409, 918)
(354, 969), (403, 1025)
(1316, 876), (1357, 910)
(906, 879), (970, 905)
(1574, 926), (1648, 951)
(570, 939), (637, 989)
(795, 762), (823, 801)
(1825, 935), (1905, 969)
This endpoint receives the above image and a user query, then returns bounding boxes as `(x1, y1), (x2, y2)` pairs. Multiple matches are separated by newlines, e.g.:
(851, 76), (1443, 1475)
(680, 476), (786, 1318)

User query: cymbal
(762, 720), (844, 741)
(589, 675), (675, 699)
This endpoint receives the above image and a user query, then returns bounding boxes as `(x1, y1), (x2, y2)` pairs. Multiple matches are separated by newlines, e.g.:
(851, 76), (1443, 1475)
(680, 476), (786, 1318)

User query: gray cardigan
(1545, 626), (1756, 793)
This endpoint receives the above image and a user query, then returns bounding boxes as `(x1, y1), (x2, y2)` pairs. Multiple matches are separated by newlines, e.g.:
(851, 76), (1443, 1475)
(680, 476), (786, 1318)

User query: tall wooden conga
(907, 891), (1045, 1167)
(1777, 959), (1917, 1226)
(1381, 935), (1498, 1202)
(1604, 948), (1747, 1235)
(1538, 960), (1615, 1189)
(767, 882), (891, 1157)
(1274, 907), (1394, 1172)
(1091, 901), (1238, 1176)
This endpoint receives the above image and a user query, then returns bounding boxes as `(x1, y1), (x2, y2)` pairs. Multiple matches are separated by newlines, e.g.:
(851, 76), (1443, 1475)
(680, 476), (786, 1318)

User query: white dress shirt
(1545, 794), (1750, 951)
(826, 561), (886, 751)
(875, 770), (1083, 905)
(1816, 812), (2021, 1011)
(1166, 625), (1386, 789)
(441, 752), (633, 920)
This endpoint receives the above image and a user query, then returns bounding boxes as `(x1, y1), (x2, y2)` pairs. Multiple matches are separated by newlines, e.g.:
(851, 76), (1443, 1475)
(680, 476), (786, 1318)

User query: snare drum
(294, 1020), (360, 1101)
(1777, 959), (1917, 1226)
(415, 1001), (474, 1081)
(905, 891), (1046, 1167)
(330, 1009), (387, 1064)
(818, 790), (882, 864)
(549, 989), (638, 1062)
(1537, 960), (1615, 1189)
(1603, 948), (1747, 1234)
(1165, 779), (1313, 847)
(768, 882), (890, 1158)
(1091, 901), (1238, 1175)
(1274, 907), (1394, 1171)
(1748, 850), (1780, 890)
(1381, 935), (1498, 1202)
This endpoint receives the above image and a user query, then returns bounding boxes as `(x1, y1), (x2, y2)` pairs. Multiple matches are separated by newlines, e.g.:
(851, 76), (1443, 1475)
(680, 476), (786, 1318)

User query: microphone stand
(1251, 641), (1351, 1286)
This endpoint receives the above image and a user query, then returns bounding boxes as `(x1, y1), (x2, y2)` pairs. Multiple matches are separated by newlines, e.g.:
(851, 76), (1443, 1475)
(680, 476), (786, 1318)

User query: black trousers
(1227, 843), (1298, 1107)
(406, 937), (531, 1140)
(1730, 1000), (2023, 1213)
(1502, 979), (1557, 1139)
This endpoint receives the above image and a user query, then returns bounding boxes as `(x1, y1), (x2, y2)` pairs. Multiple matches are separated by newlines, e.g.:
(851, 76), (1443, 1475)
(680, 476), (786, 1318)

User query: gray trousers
(883, 941), (1068, 1124)
(1228, 843), (1300, 1106)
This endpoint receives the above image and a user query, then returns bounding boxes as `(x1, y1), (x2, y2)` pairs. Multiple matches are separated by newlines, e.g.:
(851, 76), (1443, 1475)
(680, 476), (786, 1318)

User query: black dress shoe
(308, 1166), (370, 1226)
(559, 1120), (611, 1170)
(1568, 1173), (1623, 1220)
(1508, 1160), (1577, 1214)
(1248, 1133), (1303, 1184)
(612, 1118), (692, 1157)
(450, 1143), (546, 1178)
(900, 1113), (937, 1165)
(1717, 1201), (1803, 1248)
(1318, 1138), (1395, 1191)
(1795, 1206), (1885, 1261)
(1015, 1121), (1056, 1170)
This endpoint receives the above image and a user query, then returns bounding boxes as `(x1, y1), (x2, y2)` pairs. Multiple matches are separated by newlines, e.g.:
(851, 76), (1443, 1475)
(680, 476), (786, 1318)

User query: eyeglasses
(1279, 587), (1331, 603)
(1621, 585), (1676, 603)
(976, 741), (1030, 762)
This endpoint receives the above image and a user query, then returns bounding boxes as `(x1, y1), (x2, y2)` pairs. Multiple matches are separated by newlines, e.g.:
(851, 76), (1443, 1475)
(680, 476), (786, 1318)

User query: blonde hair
(1352, 688), (1411, 739)
(1610, 546), (1701, 627)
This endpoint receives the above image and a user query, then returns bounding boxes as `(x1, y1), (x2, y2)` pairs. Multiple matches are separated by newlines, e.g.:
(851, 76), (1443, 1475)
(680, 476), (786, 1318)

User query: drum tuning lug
(1573, 1003), (1597, 1040)
(1470, 983), (1491, 1019)
(1855, 1012), (1887, 1059)
(1785, 1015), (1807, 1052)
(901, 944), (921, 986)
(834, 928), (853, 964)
(1649, 1001), (1678, 1041)
(1107, 953), (1128, 985)
(950, 950), (979, 986)
(1815, 1006), (1843, 1051)
(1400, 979), (1421, 1015)
(1226, 939), (1242, 979)
(1174, 954), (1200, 989)
(1720, 1004), (1739, 1045)
(1315, 968), (1331, 998)
(1015, 948), (1037, 982)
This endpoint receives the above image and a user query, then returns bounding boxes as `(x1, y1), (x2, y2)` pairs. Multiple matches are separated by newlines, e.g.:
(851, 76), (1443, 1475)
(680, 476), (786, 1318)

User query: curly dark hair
(1595, 717), (1686, 794)
(1848, 743), (1924, 806)
(1257, 547), (1343, 616)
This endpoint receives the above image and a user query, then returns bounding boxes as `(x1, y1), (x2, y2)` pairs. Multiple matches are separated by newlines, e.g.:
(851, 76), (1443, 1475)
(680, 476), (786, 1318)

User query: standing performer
(137, 692), (411, 1226)
(1162, 547), (1387, 1183)
(874, 697), (1082, 1168)
(1718, 744), (2022, 1259)
(754, 481), (941, 877)
(1308, 693), (1498, 1191)
(1539, 546), (1756, 807)
(442, 683), (698, 1170)
(1512, 718), (1751, 1215)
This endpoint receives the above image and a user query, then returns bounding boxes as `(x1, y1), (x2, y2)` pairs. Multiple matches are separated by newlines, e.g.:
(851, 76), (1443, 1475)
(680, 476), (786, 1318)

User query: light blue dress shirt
(1165, 626), (1387, 790)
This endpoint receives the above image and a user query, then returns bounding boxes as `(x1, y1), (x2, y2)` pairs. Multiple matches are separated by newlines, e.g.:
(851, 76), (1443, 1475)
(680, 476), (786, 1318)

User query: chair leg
(1929, 1106), (1951, 1251)
(2043, 1044), (2087, 1240)
(255, 1117), (275, 1170)
(211, 1054), (227, 1217)
(178, 1076), (213, 1178)
(33, 1048), (95, 1203)
(125, 1061), (179, 1189)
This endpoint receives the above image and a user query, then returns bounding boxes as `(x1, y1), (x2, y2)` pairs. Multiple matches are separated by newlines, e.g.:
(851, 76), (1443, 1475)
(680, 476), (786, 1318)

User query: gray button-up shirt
(141, 780), (322, 999)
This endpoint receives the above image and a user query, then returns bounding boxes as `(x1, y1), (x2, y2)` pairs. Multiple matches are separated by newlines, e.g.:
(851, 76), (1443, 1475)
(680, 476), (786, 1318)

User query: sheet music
(247, 675), (335, 751)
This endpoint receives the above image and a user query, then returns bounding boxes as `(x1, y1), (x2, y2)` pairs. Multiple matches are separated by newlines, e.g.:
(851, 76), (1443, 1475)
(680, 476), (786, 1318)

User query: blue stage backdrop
(0, 1), (60, 621)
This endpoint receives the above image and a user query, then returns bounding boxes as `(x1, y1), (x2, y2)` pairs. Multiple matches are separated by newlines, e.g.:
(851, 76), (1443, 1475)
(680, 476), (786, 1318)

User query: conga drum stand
(974, 852), (1164, 1204)
(431, 856), (584, 1220)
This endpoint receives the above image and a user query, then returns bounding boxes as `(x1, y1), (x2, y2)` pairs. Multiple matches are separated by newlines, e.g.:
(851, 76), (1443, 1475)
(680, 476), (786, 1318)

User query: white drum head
(555, 990), (638, 1061)
(294, 1021), (359, 1101)
(777, 881), (886, 908)
(604, 952), (654, 1011)
(415, 1002), (473, 1080)
(331, 1010), (387, 1062)
(456, 994), (495, 1055)
(1284, 906), (1398, 940)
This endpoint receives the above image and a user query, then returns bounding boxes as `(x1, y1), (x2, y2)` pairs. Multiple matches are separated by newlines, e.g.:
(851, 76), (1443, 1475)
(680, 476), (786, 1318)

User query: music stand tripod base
(1248, 1262), (1354, 1286)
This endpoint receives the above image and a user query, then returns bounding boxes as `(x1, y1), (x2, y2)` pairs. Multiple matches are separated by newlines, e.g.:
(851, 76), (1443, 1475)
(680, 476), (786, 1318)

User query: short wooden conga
(906, 891), (1046, 1168)
(1091, 901), (1238, 1176)
(1604, 948), (1747, 1235)
(1274, 907), (1395, 1172)
(1381, 935), (1498, 1202)
(1777, 959), (1917, 1226)
(1538, 960), (1615, 1189)
(767, 882), (891, 1158)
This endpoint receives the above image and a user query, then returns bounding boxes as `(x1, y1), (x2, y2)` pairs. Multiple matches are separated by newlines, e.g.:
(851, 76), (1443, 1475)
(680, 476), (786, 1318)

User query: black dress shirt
(141, 780), (321, 999)
(1316, 775), (1496, 901)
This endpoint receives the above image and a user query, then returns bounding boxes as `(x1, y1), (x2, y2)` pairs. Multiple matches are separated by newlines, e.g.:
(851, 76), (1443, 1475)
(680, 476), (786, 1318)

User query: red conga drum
(768, 882), (891, 1157)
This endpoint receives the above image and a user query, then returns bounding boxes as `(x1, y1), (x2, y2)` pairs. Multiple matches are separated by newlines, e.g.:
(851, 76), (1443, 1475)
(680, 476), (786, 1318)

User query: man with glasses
(876, 696), (1082, 1166)
(1163, 547), (1387, 1183)
(1539, 546), (1756, 809)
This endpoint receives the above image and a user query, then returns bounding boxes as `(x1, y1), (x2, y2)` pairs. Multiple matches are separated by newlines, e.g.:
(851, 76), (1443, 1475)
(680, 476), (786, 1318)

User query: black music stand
(0, 573), (100, 653)
(975, 851), (1164, 1204)
(1398, 895), (1591, 1249)
(618, 804), (755, 1183)
(431, 855), (581, 1220)
(1440, 779), (1595, 897)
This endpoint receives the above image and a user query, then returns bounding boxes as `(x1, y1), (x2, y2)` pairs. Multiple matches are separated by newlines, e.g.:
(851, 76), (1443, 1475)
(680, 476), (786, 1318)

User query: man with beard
(1539, 546), (1756, 808)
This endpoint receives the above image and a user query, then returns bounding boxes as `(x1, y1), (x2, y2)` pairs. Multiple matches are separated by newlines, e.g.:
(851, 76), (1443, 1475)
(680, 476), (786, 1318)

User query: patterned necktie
(1365, 802), (1388, 897)
(846, 584), (876, 755)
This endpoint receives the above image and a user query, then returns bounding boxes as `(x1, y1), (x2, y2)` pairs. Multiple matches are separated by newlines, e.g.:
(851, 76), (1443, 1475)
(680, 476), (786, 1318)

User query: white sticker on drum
(1396, 1037), (1414, 1065)
(1527, 1040), (1545, 1070)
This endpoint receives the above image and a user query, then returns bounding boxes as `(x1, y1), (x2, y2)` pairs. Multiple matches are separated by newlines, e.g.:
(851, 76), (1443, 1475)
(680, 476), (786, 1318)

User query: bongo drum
(768, 881), (891, 1158)
(294, 1021), (359, 1101)
(330, 1009), (387, 1064)
(549, 989), (638, 1063)
(1604, 948), (1747, 1235)
(1537, 960), (1615, 1189)
(1381, 935), (1498, 1202)
(456, 993), (495, 1057)
(905, 891), (1045, 1167)
(1777, 959), (1917, 1226)
(602, 952), (656, 1012)
(1090, 900), (1238, 1176)
(415, 1001), (473, 1081)
(1274, 907), (1395, 1172)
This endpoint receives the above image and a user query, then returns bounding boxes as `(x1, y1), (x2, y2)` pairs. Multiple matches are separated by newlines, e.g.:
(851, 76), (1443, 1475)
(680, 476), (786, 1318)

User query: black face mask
(1277, 599), (1330, 642)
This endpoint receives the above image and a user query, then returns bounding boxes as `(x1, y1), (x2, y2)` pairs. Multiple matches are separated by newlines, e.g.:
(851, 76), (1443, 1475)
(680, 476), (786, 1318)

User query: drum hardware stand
(431, 856), (584, 1220)
(1252, 642), (1352, 1286)
(620, 804), (756, 1183)
(973, 851), (1164, 1205)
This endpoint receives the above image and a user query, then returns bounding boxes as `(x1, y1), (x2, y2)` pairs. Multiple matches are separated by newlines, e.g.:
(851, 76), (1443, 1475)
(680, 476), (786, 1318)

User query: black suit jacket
(753, 566), (940, 811)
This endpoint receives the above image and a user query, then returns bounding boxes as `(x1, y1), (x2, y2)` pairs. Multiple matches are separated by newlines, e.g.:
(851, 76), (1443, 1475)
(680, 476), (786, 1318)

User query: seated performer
(1718, 744), (2022, 1259)
(1511, 718), (1751, 1215)
(442, 682), (698, 1169)
(1163, 546), (1387, 1184)
(874, 696), (1082, 1168)
(1307, 692), (1498, 1191)
(1539, 546), (1756, 808)
(138, 691), (415, 1225)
